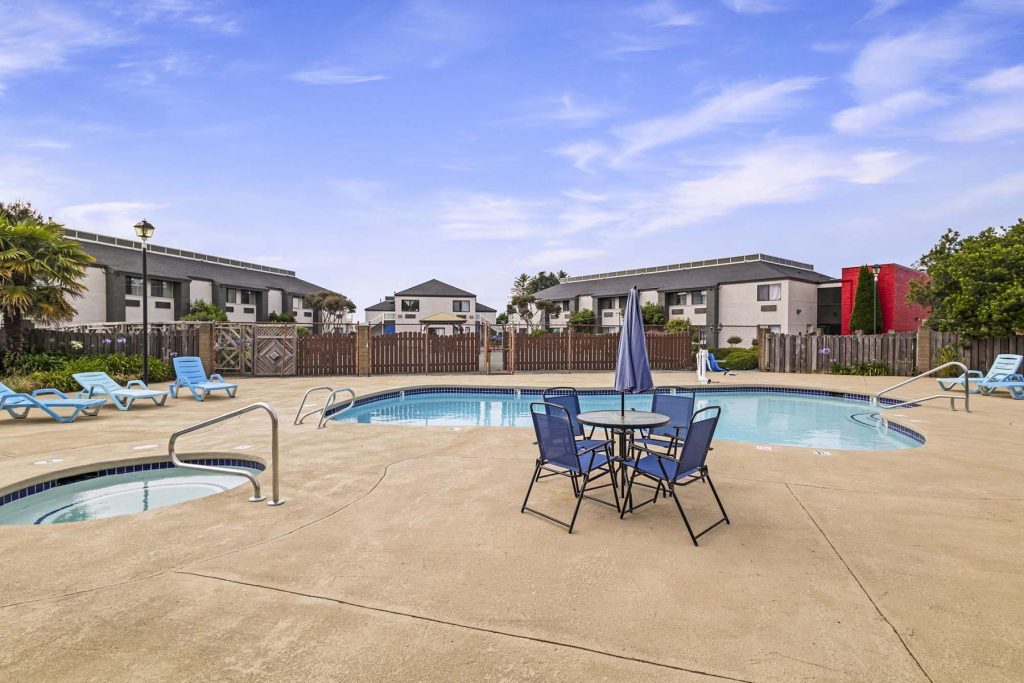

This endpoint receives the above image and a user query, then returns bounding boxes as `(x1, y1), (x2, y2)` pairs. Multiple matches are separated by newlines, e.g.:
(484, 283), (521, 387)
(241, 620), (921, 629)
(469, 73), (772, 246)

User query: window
(225, 288), (238, 304)
(453, 300), (470, 312)
(292, 296), (305, 309)
(401, 299), (420, 312)
(126, 276), (143, 296)
(239, 289), (254, 305)
(150, 279), (173, 298)
(691, 290), (706, 305)
(756, 283), (782, 301)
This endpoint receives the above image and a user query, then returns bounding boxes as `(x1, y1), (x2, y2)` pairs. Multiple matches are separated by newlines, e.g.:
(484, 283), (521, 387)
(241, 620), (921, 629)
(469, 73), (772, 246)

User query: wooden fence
(27, 326), (199, 360)
(371, 332), (478, 374)
(511, 331), (693, 372)
(760, 332), (918, 375)
(296, 333), (356, 376)
(927, 332), (1024, 371)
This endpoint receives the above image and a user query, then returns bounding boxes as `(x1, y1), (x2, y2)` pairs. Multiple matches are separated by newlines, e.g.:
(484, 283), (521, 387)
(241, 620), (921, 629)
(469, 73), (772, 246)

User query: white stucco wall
(267, 289), (283, 315)
(71, 266), (108, 323)
(394, 294), (478, 334)
(785, 280), (820, 334)
(225, 303), (257, 323)
(190, 279), (213, 305)
(125, 295), (176, 323)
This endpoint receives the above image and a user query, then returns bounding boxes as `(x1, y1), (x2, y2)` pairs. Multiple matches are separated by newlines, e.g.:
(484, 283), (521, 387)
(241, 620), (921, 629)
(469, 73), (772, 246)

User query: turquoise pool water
(332, 389), (922, 451)
(0, 462), (262, 525)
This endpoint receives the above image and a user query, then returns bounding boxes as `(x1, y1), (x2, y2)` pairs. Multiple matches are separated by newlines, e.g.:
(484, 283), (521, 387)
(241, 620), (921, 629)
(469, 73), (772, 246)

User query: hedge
(0, 353), (175, 393)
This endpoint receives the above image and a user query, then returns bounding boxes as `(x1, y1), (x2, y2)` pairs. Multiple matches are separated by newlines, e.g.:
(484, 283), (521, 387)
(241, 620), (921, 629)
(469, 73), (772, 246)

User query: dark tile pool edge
(327, 384), (926, 446)
(0, 458), (265, 508)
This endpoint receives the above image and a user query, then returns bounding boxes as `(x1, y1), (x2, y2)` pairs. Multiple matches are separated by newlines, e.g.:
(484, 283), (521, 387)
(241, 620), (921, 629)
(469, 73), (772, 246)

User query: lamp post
(871, 264), (881, 335)
(134, 220), (156, 384)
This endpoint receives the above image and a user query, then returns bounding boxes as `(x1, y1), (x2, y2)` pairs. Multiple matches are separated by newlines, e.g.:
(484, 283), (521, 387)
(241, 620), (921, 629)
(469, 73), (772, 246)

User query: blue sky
(2, 0), (1023, 317)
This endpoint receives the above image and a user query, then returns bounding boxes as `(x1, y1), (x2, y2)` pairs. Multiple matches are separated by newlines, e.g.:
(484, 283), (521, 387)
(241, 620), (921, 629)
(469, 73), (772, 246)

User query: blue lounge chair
(169, 356), (238, 401)
(1004, 375), (1024, 400)
(620, 406), (729, 546)
(521, 402), (619, 533)
(936, 354), (1022, 394)
(707, 353), (736, 375)
(633, 387), (695, 456)
(542, 387), (606, 450)
(74, 371), (168, 411)
(0, 381), (105, 423)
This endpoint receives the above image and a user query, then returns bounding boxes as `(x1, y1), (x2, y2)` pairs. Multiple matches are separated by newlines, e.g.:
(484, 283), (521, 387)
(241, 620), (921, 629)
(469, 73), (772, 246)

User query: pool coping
(0, 456), (266, 509)
(328, 383), (927, 446)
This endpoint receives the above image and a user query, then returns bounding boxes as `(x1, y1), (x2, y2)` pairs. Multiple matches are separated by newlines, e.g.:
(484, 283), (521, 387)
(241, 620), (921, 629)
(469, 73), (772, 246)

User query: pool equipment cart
(294, 386), (356, 429)
(168, 402), (284, 505)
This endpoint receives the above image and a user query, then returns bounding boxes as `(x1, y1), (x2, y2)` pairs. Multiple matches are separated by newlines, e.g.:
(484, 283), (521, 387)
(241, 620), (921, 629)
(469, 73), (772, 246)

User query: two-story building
(364, 279), (497, 334)
(65, 229), (338, 326)
(532, 253), (840, 346)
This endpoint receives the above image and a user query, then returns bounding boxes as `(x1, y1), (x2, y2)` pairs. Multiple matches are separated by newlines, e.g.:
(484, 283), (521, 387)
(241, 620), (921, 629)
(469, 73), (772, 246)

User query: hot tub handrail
(168, 402), (283, 506)
(294, 386), (356, 429)
(873, 362), (970, 412)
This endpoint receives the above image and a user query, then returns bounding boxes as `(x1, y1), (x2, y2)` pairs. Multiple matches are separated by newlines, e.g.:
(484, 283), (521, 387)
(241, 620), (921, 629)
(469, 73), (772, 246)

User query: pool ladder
(168, 402), (284, 506)
(294, 386), (356, 429)
(872, 362), (970, 412)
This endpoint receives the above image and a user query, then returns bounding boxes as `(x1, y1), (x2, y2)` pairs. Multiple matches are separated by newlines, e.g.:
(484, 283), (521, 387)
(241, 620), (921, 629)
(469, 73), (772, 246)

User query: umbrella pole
(620, 392), (625, 416)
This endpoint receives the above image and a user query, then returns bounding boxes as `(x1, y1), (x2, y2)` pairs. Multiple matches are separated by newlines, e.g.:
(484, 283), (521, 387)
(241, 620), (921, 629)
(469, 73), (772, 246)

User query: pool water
(333, 389), (922, 451)
(0, 464), (262, 525)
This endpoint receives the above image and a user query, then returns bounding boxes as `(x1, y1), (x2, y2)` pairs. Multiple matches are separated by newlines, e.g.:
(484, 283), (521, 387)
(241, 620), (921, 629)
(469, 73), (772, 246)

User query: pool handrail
(873, 362), (970, 412)
(294, 386), (356, 429)
(168, 402), (283, 506)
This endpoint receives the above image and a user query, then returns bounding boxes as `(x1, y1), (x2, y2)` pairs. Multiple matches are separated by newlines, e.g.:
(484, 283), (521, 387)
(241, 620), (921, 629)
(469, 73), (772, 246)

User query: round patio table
(578, 410), (670, 495)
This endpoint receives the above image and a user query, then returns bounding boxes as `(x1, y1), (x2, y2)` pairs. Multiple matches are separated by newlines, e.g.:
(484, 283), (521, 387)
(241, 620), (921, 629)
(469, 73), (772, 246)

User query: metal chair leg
(667, 481), (699, 546)
(567, 472), (591, 533)
(705, 472), (730, 525)
(520, 461), (542, 513)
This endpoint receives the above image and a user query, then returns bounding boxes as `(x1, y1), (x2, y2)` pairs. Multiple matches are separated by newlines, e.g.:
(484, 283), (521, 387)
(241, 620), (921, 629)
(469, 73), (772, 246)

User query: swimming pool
(0, 459), (263, 525)
(332, 387), (923, 451)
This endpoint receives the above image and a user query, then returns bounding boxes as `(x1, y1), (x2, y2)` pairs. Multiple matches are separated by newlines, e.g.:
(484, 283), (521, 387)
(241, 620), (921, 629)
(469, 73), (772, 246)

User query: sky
(2, 0), (1023, 319)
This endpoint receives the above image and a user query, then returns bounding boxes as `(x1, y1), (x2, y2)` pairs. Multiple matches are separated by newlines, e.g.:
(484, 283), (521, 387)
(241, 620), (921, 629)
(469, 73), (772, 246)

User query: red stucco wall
(840, 264), (930, 334)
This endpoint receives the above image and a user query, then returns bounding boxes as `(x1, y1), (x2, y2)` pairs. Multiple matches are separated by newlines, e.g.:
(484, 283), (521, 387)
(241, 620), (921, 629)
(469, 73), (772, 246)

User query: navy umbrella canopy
(614, 286), (654, 414)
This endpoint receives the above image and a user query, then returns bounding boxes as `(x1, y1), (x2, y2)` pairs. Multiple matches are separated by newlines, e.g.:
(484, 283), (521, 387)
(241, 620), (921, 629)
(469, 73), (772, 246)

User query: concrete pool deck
(0, 371), (1021, 681)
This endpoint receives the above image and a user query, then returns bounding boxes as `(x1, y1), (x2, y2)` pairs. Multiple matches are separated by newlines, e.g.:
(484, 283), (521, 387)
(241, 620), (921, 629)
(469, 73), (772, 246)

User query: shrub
(830, 361), (891, 376)
(934, 345), (964, 377)
(269, 311), (296, 323)
(665, 318), (694, 334)
(180, 299), (228, 322)
(726, 335), (742, 346)
(641, 302), (666, 326)
(569, 308), (595, 330)
(296, 326), (311, 337)
(530, 328), (548, 336)
(1, 353), (174, 393)
(725, 348), (759, 370)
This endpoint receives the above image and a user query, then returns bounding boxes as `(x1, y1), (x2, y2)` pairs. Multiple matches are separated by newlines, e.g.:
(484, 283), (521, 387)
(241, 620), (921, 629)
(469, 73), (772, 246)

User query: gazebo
(419, 312), (469, 335)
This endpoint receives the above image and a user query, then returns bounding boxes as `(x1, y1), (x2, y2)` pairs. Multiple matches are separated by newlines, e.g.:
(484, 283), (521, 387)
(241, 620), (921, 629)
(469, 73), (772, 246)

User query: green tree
(1, 200), (50, 224)
(849, 265), (882, 333)
(0, 214), (94, 353)
(665, 317), (694, 334)
(909, 221), (1024, 337)
(180, 299), (228, 321)
(495, 312), (508, 325)
(506, 270), (568, 329)
(640, 302), (666, 326)
(568, 308), (595, 331)
(306, 290), (356, 330)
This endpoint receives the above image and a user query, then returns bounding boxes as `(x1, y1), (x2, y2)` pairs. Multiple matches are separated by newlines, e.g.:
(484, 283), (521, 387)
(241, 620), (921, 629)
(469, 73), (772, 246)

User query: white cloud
(0, 4), (120, 94)
(547, 94), (609, 124)
(290, 67), (387, 85)
(553, 141), (608, 173)
(939, 96), (1024, 141)
(613, 77), (820, 158)
(523, 248), (605, 267)
(632, 1), (701, 27)
(108, 0), (241, 35)
(968, 64), (1024, 93)
(721, 0), (788, 14)
(847, 150), (921, 184)
(848, 27), (976, 99)
(561, 189), (609, 203)
(928, 171), (1024, 216)
(832, 90), (945, 134)
(436, 193), (538, 240)
(864, 0), (906, 20)
(58, 202), (165, 234)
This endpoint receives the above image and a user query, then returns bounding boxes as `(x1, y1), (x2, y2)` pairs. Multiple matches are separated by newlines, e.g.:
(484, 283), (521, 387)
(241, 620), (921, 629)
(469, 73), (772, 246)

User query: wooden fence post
(198, 323), (215, 372)
(567, 326), (574, 373)
(757, 327), (767, 371)
(356, 325), (371, 376)
(915, 324), (931, 372)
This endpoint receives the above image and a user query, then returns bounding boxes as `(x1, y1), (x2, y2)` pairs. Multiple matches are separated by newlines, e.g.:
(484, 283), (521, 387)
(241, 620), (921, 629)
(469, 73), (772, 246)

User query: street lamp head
(134, 219), (156, 241)
(871, 263), (881, 277)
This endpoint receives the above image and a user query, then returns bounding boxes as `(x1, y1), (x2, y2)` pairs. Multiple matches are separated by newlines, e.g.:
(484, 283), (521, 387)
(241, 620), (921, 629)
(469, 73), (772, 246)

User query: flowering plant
(69, 340), (84, 352)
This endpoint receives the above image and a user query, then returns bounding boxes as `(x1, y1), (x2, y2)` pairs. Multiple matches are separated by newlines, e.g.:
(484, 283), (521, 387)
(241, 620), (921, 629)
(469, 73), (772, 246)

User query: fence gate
(215, 324), (253, 374)
(253, 324), (297, 376)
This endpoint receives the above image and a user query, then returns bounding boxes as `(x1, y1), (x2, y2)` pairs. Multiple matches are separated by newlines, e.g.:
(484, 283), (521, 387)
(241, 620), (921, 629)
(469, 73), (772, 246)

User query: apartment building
(531, 254), (840, 346)
(364, 279), (497, 334)
(66, 229), (335, 325)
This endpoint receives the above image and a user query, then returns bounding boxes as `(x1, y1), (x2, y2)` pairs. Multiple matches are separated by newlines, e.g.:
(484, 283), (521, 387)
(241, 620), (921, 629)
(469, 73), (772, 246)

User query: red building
(840, 264), (930, 335)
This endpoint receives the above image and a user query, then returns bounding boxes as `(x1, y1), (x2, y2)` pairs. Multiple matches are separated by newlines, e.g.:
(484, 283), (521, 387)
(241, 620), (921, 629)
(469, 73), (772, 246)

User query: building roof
(71, 232), (328, 295)
(475, 302), (497, 313)
(534, 259), (835, 301)
(420, 312), (469, 324)
(365, 299), (395, 312)
(395, 279), (475, 298)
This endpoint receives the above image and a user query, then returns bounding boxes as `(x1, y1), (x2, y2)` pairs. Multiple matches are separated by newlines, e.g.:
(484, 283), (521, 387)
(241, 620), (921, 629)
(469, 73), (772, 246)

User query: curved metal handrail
(168, 402), (283, 506)
(294, 386), (356, 429)
(873, 362), (970, 412)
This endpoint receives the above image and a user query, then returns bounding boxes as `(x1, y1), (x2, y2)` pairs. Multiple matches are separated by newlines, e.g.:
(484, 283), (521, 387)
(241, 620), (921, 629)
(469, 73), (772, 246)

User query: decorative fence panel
(296, 333), (357, 376)
(761, 332), (918, 375)
(28, 325), (199, 360)
(252, 324), (297, 376)
(215, 324), (253, 374)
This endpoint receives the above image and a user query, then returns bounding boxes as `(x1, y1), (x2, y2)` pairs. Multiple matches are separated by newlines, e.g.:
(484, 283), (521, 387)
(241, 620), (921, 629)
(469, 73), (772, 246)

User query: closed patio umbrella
(614, 286), (653, 415)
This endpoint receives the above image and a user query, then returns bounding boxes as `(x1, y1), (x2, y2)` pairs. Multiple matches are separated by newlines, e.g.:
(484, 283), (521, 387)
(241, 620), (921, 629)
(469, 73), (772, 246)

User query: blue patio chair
(542, 387), (606, 449)
(620, 406), (729, 546)
(707, 353), (737, 375)
(74, 371), (169, 411)
(169, 356), (238, 401)
(936, 354), (1022, 394)
(521, 402), (619, 533)
(633, 387), (695, 456)
(0, 381), (105, 423)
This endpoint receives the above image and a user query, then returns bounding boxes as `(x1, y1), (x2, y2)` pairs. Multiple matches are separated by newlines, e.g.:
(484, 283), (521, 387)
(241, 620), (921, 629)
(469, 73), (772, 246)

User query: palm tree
(0, 215), (94, 353)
